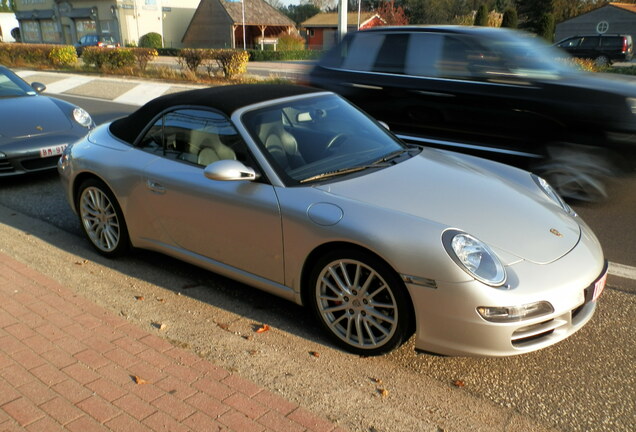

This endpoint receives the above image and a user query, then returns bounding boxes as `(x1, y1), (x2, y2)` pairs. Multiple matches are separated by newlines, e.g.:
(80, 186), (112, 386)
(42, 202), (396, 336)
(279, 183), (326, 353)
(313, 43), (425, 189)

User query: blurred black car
(0, 66), (93, 176)
(555, 34), (633, 66)
(307, 25), (636, 201)
(75, 34), (119, 56)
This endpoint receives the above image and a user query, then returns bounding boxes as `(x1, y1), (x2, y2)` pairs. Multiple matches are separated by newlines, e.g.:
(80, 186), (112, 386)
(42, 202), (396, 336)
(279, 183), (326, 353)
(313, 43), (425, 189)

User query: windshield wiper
(300, 162), (391, 183)
(370, 148), (414, 165)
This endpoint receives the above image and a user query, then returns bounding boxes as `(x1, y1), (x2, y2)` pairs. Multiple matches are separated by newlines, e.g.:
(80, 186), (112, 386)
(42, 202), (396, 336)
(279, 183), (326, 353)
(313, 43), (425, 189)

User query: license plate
(39, 144), (67, 158)
(592, 270), (607, 302)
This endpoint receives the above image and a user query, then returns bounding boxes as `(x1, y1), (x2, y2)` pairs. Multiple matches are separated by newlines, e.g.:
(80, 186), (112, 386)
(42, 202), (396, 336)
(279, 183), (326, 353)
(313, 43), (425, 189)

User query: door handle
(348, 83), (383, 90)
(146, 179), (166, 194)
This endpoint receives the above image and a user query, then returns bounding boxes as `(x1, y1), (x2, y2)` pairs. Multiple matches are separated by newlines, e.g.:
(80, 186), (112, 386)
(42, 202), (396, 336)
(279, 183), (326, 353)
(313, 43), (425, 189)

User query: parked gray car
(0, 66), (93, 176)
(58, 84), (607, 356)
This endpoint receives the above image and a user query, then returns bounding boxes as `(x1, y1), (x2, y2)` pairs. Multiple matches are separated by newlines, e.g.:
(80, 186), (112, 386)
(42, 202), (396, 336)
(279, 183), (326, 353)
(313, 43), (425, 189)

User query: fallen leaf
(75, 260), (89, 265)
(378, 388), (389, 398)
(152, 322), (166, 330)
(133, 375), (147, 385)
(255, 324), (270, 333)
(452, 380), (465, 388)
(371, 377), (383, 385)
(135, 296), (144, 301)
(217, 322), (230, 331)
(309, 351), (320, 358)
(157, 298), (166, 303)
(248, 349), (259, 355)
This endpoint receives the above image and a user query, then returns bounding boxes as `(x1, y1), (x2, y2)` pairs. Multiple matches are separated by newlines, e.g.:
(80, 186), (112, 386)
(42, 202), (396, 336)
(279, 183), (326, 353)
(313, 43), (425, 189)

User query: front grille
(21, 156), (60, 171)
(511, 318), (567, 348)
(0, 159), (15, 173)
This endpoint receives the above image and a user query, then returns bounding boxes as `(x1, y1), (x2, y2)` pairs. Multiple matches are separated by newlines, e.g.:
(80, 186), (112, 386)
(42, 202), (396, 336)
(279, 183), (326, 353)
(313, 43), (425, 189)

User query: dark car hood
(552, 71), (636, 96)
(0, 96), (72, 139)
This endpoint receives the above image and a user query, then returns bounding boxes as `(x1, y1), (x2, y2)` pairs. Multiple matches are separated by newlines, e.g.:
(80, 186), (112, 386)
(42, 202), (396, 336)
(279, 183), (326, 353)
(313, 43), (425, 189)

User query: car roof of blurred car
(110, 84), (322, 144)
(359, 25), (518, 36)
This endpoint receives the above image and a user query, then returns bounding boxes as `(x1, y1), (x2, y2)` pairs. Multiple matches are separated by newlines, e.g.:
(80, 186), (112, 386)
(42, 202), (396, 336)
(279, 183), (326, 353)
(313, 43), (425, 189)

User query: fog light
(477, 301), (554, 323)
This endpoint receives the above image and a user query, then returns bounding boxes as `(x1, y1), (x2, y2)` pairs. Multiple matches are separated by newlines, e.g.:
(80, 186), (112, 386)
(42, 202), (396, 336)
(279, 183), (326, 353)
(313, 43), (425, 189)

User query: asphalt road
(1, 95), (635, 432)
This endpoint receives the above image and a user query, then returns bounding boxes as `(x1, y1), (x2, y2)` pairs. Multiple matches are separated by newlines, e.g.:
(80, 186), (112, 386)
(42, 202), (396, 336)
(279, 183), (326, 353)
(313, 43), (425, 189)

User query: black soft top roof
(109, 84), (322, 144)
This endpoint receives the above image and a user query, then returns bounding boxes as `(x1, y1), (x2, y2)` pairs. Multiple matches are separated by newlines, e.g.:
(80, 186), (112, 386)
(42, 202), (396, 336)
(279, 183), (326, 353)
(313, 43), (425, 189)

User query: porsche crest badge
(550, 228), (563, 237)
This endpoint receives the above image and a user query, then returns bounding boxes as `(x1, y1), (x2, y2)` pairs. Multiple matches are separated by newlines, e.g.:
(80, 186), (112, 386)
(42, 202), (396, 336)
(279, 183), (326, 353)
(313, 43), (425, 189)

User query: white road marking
(608, 262), (636, 280)
(113, 83), (171, 106)
(42, 77), (94, 94)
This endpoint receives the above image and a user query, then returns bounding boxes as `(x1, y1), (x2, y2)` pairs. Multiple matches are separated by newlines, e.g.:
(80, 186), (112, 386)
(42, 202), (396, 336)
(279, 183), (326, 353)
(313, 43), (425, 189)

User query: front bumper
(0, 134), (83, 176)
(407, 229), (605, 357)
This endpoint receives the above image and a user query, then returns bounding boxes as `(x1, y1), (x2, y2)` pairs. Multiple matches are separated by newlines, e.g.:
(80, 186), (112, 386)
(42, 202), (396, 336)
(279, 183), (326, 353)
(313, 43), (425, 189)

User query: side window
(558, 37), (582, 48)
(404, 33), (443, 76)
(372, 33), (409, 74)
(580, 36), (600, 48)
(436, 36), (505, 80)
(138, 109), (248, 167)
(600, 37), (622, 48)
(340, 33), (385, 71)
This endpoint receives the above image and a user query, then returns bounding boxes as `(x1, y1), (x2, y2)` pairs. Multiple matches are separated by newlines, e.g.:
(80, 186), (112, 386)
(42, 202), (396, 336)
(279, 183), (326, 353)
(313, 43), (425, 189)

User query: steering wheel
(325, 133), (348, 151)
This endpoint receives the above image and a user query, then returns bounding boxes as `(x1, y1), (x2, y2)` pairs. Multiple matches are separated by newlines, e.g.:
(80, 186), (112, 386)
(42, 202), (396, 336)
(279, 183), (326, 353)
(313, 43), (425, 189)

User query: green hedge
(177, 48), (249, 78)
(82, 47), (136, 69)
(0, 43), (76, 67)
(247, 49), (324, 61)
(159, 46), (323, 62)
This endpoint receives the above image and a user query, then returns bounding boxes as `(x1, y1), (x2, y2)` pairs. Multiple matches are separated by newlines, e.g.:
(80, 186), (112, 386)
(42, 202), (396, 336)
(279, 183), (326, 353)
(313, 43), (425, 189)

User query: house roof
(222, 0), (295, 26)
(611, 2), (636, 14)
(302, 12), (381, 28)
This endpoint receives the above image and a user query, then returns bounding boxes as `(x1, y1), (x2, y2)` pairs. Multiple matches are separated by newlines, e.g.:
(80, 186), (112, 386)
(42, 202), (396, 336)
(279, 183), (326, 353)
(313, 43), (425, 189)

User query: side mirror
(31, 82), (46, 93)
(204, 160), (258, 181)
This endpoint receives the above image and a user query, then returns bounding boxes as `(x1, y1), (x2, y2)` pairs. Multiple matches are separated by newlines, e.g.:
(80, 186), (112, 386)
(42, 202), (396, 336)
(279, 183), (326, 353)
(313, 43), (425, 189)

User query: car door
(315, 31), (546, 162)
(577, 36), (600, 59)
(134, 108), (285, 284)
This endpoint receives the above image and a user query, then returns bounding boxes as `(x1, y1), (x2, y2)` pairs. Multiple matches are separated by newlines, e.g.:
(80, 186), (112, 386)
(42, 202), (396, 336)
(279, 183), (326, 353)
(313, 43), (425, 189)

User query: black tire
(76, 178), (130, 257)
(307, 249), (413, 356)
(532, 143), (615, 202)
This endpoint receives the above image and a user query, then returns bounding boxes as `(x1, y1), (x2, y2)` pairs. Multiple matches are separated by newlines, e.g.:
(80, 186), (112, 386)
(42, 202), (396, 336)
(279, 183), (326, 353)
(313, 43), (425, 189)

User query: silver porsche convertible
(58, 84), (607, 357)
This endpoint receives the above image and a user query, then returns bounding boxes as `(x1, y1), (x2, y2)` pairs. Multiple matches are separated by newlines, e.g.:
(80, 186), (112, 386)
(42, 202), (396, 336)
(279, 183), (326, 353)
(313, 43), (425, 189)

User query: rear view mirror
(204, 160), (258, 181)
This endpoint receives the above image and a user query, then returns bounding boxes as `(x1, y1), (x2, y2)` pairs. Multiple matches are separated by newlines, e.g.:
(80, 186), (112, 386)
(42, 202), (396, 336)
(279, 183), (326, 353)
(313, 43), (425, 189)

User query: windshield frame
(0, 67), (37, 98)
(237, 93), (412, 187)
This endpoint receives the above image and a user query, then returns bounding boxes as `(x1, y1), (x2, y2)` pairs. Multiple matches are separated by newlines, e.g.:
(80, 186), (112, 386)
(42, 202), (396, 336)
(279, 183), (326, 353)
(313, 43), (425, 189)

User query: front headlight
(626, 97), (636, 114)
(443, 229), (506, 287)
(0, 151), (5, 159)
(532, 175), (575, 216)
(72, 107), (93, 128)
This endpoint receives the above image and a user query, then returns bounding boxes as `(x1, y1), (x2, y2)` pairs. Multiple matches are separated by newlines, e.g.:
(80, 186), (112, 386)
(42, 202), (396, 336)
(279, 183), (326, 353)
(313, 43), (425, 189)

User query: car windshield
(242, 94), (412, 184)
(0, 68), (36, 98)
(483, 31), (579, 79)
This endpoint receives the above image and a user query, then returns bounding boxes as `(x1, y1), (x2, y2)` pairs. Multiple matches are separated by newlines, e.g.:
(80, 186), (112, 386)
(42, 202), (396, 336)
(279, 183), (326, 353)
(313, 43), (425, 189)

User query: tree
(537, 12), (555, 41)
(377, 0), (409, 25)
(404, 0), (471, 25)
(501, 7), (518, 28)
(474, 4), (489, 26)
(0, 0), (9, 12)
(281, 4), (321, 27)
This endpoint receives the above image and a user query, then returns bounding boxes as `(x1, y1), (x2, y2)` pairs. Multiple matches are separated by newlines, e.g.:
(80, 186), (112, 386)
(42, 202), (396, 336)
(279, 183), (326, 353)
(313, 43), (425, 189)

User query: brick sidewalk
(0, 253), (344, 432)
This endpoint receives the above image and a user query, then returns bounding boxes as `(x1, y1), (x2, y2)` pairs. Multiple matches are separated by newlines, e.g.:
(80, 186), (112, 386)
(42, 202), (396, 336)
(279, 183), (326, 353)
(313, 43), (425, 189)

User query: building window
(41, 20), (61, 43)
(22, 20), (41, 42)
(308, 29), (314, 37)
(76, 19), (97, 39)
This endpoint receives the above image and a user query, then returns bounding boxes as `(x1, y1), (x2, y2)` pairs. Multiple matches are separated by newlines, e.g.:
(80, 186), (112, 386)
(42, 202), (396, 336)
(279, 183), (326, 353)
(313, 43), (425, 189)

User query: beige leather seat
(257, 113), (305, 171)
(189, 129), (236, 166)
